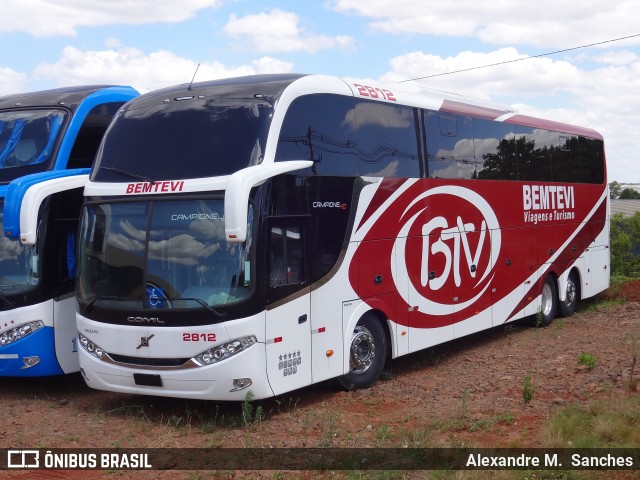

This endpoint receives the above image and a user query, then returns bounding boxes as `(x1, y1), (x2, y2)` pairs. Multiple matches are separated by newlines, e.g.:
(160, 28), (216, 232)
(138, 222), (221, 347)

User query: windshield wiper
(100, 166), (155, 184)
(175, 297), (226, 319)
(84, 295), (141, 312)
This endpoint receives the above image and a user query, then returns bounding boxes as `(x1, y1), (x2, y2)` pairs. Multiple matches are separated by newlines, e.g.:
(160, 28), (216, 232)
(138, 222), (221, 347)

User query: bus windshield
(0, 202), (39, 295)
(77, 199), (254, 311)
(92, 98), (273, 182)
(0, 109), (66, 172)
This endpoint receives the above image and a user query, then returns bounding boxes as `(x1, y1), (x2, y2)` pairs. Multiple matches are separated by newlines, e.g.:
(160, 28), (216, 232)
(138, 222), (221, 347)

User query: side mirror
(224, 161), (312, 243)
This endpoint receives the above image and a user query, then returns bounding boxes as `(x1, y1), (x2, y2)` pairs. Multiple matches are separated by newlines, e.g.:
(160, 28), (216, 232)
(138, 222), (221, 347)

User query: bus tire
(539, 275), (558, 326)
(559, 271), (579, 317)
(338, 313), (387, 391)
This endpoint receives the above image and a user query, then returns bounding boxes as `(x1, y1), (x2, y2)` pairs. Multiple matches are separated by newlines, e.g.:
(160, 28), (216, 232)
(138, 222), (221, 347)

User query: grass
(522, 374), (535, 404)
(541, 396), (640, 448)
(578, 351), (597, 370)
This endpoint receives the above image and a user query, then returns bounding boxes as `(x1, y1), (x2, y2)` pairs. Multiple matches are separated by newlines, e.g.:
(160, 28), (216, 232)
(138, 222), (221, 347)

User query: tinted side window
(474, 119), (517, 180)
(68, 102), (124, 169)
(355, 101), (422, 178)
(551, 132), (579, 182)
(426, 112), (475, 179)
(579, 137), (605, 184)
(275, 94), (358, 176)
(517, 126), (552, 182)
(269, 226), (304, 287)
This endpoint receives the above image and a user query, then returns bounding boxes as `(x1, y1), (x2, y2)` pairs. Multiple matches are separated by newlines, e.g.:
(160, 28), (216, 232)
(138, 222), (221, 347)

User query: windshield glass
(0, 202), (39, 294)
(77, 199), (253, 311)
(0, 109), (66, 174)
(92, 98), (273, 182)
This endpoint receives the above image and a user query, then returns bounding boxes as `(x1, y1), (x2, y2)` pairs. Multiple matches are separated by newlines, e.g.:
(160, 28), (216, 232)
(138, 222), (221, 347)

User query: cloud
(381, 48), (583, 100)
(0, 67), (28, 95)
(0, 0), (223, 37)
(223, 9), (355, 53)
(32, 46), (294, 91)
(328, 0), (640, 48)
(380, 46), (640, 182)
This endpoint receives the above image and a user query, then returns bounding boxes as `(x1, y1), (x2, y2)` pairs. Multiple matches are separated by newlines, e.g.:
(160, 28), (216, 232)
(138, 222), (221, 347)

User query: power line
(397, 33), (640, 83)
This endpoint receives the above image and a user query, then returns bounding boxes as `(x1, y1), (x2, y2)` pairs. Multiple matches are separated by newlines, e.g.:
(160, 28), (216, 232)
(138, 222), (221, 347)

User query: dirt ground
(2, 281), (640, 480)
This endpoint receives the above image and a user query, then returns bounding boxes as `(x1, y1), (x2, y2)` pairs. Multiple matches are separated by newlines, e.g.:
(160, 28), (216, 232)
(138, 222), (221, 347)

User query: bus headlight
(0, 321), (44, 347)
(192, 336), (257, 367)
(78, 333), (105, 359)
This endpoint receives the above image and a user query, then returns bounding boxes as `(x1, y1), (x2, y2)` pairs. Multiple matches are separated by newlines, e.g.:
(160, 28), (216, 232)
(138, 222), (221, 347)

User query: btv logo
(420, 216), (488, 291)
(7, 450), (39, 468)
(394, 185), (501, 315)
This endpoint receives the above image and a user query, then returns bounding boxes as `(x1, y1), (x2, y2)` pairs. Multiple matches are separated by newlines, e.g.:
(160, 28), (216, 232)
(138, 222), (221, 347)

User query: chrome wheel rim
(349, 326), (376, 374)
(541, 282), (553, 317)
(564, 279), (576, 307)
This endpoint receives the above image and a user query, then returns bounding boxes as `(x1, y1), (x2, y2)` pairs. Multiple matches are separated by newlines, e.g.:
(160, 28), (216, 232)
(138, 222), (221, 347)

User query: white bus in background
(0, 85), (139, 376)
(74, 74), (608, 400)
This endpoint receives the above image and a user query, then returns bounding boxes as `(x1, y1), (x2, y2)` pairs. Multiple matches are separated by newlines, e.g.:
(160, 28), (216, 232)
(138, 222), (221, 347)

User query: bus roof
(118, 73), (602, 141)
(125, 74), (309, 110)
(0, 85), (136, 112)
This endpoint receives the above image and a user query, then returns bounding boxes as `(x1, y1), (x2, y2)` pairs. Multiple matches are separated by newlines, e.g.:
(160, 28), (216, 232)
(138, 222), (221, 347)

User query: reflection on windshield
(0, 109), (65, 169)
(0, 210), (39, 293)
(93, 99), (272, 182)
(78, 199), (253, 311)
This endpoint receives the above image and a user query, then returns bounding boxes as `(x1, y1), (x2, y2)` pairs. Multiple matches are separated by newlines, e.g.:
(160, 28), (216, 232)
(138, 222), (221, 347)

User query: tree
(619, 188), (640, 200)
(609, 181), (622, 199)
(610, 212), (640, 278)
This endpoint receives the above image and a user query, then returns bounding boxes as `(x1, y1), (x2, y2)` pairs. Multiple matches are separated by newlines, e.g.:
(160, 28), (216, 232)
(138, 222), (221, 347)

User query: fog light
(230, 377), (252, 392)
(22, 356), (40, 369)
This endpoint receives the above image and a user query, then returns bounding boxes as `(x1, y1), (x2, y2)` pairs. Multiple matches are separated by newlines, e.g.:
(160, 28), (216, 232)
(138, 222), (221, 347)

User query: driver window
(270, 226), (304, 287)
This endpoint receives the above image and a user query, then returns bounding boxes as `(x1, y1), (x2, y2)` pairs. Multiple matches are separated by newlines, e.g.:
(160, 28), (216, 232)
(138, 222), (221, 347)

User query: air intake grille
(108, 353), (190, 368)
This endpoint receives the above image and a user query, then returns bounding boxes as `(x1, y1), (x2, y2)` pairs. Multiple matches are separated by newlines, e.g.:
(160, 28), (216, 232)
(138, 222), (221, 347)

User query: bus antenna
(188, 64), (201, 91)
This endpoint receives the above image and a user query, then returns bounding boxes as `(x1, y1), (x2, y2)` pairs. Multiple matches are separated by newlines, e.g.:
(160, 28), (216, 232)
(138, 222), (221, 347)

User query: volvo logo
(136, 334), (155, 349)
(127, 316), (164, 324)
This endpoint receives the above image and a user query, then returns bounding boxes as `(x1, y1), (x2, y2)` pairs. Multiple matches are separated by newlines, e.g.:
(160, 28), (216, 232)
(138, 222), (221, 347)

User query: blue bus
(0, 85), (139, 376)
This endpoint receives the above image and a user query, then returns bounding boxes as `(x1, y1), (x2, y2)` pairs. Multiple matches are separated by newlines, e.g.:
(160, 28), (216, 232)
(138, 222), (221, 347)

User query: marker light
(192, 336), (257, 367)
(0, 321), (44, 347)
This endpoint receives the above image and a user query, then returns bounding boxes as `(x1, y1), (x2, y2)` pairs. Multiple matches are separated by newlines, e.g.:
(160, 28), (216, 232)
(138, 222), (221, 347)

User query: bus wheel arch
(337, 310), (389, 391)
(559, 268), (580, 318)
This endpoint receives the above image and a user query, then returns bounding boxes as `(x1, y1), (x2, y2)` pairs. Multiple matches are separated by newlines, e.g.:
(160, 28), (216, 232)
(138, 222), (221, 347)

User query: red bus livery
(75, 74), (608, 400)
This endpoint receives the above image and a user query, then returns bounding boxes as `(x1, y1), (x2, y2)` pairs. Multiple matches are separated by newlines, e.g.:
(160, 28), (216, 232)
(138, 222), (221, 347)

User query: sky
(1, 0), (639, 182)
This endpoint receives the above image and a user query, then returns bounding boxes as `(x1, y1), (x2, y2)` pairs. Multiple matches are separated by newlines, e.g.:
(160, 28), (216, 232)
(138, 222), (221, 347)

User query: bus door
(265, 221), (312, 396)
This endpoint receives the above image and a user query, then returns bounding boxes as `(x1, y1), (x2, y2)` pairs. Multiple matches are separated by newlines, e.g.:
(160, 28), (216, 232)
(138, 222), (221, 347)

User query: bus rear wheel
(559, 271), (579, 317)
(538, 275), (558, 326)
(338, 314), (387, 390)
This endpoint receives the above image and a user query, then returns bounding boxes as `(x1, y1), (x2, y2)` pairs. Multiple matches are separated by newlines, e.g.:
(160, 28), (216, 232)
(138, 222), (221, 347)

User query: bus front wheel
(338, 314), (387, 390)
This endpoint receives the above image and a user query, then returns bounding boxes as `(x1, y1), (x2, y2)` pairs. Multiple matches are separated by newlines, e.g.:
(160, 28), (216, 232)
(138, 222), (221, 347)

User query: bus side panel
(349, 178), (608, 339)
(310, 279), (349, 384)
(584, 246), (610, 298)
(265, 292), (312, 396)
(53, 295), (79, 374)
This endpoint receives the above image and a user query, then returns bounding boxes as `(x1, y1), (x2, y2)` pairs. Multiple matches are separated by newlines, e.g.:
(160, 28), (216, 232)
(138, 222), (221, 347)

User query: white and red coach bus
(74, 74), (608, 400)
